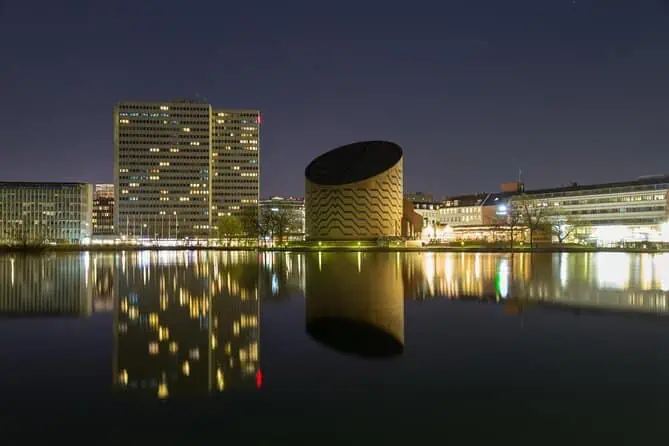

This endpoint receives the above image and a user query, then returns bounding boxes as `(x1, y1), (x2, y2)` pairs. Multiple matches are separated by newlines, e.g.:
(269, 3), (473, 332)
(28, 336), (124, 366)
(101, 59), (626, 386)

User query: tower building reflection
(0, 253), (92, 317)
(92, 254), (115, 312)
(305, 252), (404, 358)
(113, 251), (260, 398)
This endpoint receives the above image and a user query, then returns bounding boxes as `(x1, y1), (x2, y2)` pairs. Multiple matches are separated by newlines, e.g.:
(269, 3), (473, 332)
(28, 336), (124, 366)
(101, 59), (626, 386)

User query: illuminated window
(183, 127), (191, 132)
(159, 326), (170, 341)
(149, 342), (159, 355)
(149, 313), (159, 328)
(170, 147), (179, 153)
(119, 369), (128, 385)
(159, 162), (170, 166)
(149, 147), (160, 152)
(189, 348), (200, 360)
(190, 141), (200, 146)
(160, 105), (169, 111)
(119, 119), (129, 124)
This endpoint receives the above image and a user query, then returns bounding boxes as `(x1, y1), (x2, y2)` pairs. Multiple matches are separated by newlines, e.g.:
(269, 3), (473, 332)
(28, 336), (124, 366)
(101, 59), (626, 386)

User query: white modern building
(522, 176), (669, 244)
(0, 182), (92, 244)
(410, 175), (669, 245)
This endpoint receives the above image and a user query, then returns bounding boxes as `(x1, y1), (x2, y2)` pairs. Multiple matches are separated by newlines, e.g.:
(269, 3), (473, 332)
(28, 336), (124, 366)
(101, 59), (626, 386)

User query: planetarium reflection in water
(304, 252), (404, 358)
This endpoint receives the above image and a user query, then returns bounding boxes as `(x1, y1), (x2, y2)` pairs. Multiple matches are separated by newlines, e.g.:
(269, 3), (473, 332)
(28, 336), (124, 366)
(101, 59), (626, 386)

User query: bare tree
(551, 215), (582, 244)
(491, 202), (524, 250)
(217, 215), (243, 247)
(239, 206), (260, 246)
(263, 208), (297, 244)
(513, 194), (551, 249)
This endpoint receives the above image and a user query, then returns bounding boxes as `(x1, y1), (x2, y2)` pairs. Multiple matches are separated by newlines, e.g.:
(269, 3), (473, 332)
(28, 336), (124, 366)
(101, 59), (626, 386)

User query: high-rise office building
(115, 100), (260, 240)
(211, 109), (260, 222)
(92, 184), (115, 235)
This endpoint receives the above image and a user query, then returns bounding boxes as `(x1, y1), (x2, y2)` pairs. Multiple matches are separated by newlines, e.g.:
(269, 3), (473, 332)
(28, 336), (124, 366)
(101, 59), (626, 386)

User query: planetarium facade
(304, 140), (403, 241)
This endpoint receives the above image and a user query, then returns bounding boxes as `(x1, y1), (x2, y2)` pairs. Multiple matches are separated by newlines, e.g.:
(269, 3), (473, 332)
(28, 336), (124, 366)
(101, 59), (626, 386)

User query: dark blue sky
(1, 0), (668, 198)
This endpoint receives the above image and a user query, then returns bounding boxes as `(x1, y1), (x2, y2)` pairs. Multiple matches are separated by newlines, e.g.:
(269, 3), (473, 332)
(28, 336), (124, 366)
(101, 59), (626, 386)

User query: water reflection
(2, 250), (669, 395)
(113, 251), (261, 398)
(305, 252), (404, 358)
(0, 254), (92, 317)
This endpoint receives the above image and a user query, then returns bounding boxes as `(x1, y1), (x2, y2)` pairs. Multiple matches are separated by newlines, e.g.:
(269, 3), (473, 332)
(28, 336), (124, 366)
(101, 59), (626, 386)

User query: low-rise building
(93, 184), (115, 235)
(410, 175), (669, 245)
(404, 192), (434, 203)
(259, 196), (305, 240)
(0, 182), (93, 244)
(521, 175), (669, 244)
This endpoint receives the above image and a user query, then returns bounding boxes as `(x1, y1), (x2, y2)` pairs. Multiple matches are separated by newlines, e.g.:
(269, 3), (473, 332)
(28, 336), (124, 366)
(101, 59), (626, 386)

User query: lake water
(1, 251), (669, 441)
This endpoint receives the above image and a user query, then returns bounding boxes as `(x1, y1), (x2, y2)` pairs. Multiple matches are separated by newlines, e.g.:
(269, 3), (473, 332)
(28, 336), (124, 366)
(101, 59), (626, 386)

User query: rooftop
(0, 182), (89, 188)
(305, 140), (403, 186)
(525, 175), (669, 195)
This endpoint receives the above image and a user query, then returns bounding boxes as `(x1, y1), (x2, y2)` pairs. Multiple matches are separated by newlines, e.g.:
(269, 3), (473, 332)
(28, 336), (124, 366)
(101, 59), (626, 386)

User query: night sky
(1, 0), (668, 198)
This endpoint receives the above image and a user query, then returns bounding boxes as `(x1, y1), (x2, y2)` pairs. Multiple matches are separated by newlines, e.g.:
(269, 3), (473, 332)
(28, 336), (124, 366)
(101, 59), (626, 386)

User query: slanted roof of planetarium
(305, 140), (403, 186)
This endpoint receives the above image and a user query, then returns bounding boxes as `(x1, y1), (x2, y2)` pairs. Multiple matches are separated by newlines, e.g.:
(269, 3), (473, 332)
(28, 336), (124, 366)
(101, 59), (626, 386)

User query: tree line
(217, 206), (299, 246)
(492, 193), (584, 249)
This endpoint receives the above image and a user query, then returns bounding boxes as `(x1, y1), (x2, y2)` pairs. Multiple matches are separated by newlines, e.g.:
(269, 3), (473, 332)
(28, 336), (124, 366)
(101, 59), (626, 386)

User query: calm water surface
(1, 251), (669, 441)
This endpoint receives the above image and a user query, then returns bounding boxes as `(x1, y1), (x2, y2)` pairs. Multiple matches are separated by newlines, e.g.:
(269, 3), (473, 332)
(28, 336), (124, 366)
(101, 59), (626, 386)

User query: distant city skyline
(1, 1), (668, 197)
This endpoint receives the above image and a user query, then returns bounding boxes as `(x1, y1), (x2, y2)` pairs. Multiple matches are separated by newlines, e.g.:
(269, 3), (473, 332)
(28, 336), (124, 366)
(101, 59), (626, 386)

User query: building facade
(521, 176), (669, 243)
(92, 184), (115, 235)
(404, 192), (434, 203)
(114, 101), (260, 240)
(259, 196), (305, 240)
(305, 141), (403, 241)
(211, 109), (260, 222)
(411, 175), (669, 245)
(413, 192), (515, 242)
(0, 182), (92, 244)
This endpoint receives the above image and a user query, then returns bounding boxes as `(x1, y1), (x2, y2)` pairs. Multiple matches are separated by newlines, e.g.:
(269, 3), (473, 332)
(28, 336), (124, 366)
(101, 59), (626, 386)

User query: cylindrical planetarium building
(305, 141), (403, 241)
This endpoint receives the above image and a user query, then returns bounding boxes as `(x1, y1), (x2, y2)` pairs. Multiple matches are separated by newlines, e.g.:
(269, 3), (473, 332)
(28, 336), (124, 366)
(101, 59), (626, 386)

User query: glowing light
(496, 257), (510, 299)
(595, 253), (630, 290)
(256, 370), (263, 388)
(560, 253), (568, 288)
(423, 252), (435, 295)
